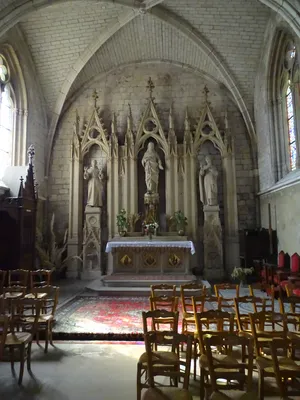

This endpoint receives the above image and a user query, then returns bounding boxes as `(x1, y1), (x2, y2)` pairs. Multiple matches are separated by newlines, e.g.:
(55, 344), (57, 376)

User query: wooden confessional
(0, 149), (37, 271)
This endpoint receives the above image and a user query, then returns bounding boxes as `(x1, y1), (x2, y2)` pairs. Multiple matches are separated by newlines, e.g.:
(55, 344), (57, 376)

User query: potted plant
(170, 210), (188, 236)
(35, 213), (83, 278)
(127, 212), (141, 233)
(116, 209), (129, 236)
(231, 266), (254, 287)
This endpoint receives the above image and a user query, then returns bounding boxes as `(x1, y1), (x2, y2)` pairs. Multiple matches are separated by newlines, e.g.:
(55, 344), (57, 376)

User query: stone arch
(0, 43), (28, 167)
(268, 28), (300, 180)
(45, 7), (257, 175)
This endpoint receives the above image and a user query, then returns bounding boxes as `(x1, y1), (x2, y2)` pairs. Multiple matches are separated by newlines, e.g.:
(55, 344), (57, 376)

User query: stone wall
(49, 63), (257, 235)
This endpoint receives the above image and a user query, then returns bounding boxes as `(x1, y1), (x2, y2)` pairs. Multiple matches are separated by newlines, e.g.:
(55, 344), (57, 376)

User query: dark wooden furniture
(0, 146), (37, 273)
(239, 228), (277, 270)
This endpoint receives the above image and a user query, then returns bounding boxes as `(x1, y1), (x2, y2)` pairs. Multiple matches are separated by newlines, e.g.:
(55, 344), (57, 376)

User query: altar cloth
(105, 240), (195, 255)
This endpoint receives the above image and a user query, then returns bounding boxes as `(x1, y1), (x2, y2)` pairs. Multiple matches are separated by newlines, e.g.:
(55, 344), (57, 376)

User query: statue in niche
(142, 142), (163, 194)
(84, 160), (104, 207)
(199, 155), (218, 206)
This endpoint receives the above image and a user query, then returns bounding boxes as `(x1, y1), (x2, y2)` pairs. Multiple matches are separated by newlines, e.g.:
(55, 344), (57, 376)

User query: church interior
(0, 0), (299, 399)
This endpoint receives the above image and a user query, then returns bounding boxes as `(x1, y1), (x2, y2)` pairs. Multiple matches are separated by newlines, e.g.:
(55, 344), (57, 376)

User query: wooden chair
(0, 315), (9, 359)
(150, 284), (176, 297)
(234, 296), (266, 334)
(180, 283), (206, 380)
(269, 338), (300, 399)
(8, 269), (29, 288)
(30, 269), (52, 289)
(214, 283), (239, 299)
(29, 285), (59, 353)
(0, 270), (7, 294)
(149, 295), (179, 343)
(180, 282), (206, 336)
(192, 294), (221, 313)
(195, 310), (235, 400)
(150, 295), (178, 312)
(249, 311), (288, 357)
(203, 334), (254, 400)
(277, 252), (300, 292)
(137, 310), (179, 400)
(142, 331), (193, 400)
(249, 311), (288, 399)
(3, 298), (41, 384)
(1, 286), (27, 313)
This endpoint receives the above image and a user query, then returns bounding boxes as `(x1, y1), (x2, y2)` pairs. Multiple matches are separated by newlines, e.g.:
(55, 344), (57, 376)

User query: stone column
(67, 145), (83, 278)
(203, 205), (224, 280)
(82, 206), (102, 280)
(222, 154), (239, 275)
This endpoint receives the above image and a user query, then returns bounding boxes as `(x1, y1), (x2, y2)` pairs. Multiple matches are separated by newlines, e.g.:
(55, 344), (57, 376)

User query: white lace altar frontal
(105, 240), (195, 255)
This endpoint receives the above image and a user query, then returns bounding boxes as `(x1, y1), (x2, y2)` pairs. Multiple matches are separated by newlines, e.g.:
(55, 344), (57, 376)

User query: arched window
(0, 54), (12, 180)
(270, 32), (299, 180)
(285, 81), (296, 170)
(0, 85), (14, 179)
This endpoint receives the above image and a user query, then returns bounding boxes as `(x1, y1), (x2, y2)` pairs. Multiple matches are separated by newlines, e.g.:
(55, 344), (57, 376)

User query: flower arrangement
(144, 221), (159, 239)
(231, 266), (254, 284)
(116, 209), (129, 235)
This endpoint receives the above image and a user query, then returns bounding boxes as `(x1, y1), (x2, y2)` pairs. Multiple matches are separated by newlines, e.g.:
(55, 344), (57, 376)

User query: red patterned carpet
(53, 295), (183, 340)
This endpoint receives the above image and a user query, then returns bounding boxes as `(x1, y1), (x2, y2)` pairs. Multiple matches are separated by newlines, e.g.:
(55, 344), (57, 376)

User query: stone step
(85, 276), (211, 295)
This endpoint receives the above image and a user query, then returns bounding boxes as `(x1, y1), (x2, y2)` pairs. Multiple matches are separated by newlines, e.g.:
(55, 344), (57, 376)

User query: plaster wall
(49, 63), (256, 235)
(260, 182), (300, 254)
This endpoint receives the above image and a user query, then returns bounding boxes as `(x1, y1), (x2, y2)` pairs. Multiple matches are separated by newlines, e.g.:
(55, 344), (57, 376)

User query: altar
(105, 237), (195, 275)
(67, 78), (240, 281)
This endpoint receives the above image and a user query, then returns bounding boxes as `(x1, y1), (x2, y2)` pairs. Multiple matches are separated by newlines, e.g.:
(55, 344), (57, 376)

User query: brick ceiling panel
(162, 0), (271, 110)
(69, 14), (225, 100)
(19, 2), (126, 112)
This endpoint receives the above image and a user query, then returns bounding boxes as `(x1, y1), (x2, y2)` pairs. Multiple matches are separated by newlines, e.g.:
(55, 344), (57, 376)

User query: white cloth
(105, 240), (195, 255)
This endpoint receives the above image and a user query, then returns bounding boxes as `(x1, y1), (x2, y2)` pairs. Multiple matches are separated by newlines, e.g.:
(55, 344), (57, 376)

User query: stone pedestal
(203, 205), (224, 280)
(82, 206), (102, 280)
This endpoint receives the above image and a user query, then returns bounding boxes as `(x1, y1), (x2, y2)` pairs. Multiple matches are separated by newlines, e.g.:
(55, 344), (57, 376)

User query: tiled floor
(0, 341), (295, 400)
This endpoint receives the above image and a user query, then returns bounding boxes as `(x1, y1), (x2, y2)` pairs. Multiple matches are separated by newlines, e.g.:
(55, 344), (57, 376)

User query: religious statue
(142, 142), (163, 194)
(199, 155), (218, 206)
(84, 160), (104, 207)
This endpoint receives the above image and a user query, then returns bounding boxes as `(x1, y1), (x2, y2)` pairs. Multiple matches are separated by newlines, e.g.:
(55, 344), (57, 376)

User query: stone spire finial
(27, 144), (35, 165)
(111, 113), (117, 135)
(184, 108), (190, 131)
(169, 104), (174, 130)
(146, 77), (155, 99)
(127, 103), (133, 131)
(92, 89), (99, 108)
(224, 109), (229, 130)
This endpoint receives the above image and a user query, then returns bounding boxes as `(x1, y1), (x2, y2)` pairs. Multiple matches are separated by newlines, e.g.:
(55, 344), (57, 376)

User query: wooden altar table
(105, 238), (195, 275)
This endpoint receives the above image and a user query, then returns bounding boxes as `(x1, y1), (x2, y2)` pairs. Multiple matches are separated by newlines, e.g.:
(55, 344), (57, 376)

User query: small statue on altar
(199, 155), (218, 206)
(84, 160), (104, 207)
(142, 142), (163, 194)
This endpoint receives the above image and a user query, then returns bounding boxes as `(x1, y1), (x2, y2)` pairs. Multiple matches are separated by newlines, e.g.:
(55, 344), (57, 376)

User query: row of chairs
(0, 284), (59, 385)
(138, 307), (300, 400)
(142, 283), (300, 399)
(0, 269), (53, 293)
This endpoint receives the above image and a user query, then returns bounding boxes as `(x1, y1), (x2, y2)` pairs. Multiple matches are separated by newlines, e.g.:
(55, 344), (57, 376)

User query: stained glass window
(0, 85), (13, 179)
(286, 83), (297, 171)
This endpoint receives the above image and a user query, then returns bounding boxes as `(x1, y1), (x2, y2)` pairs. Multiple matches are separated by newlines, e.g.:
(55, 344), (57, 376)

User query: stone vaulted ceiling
(0, 0), (299, 163)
